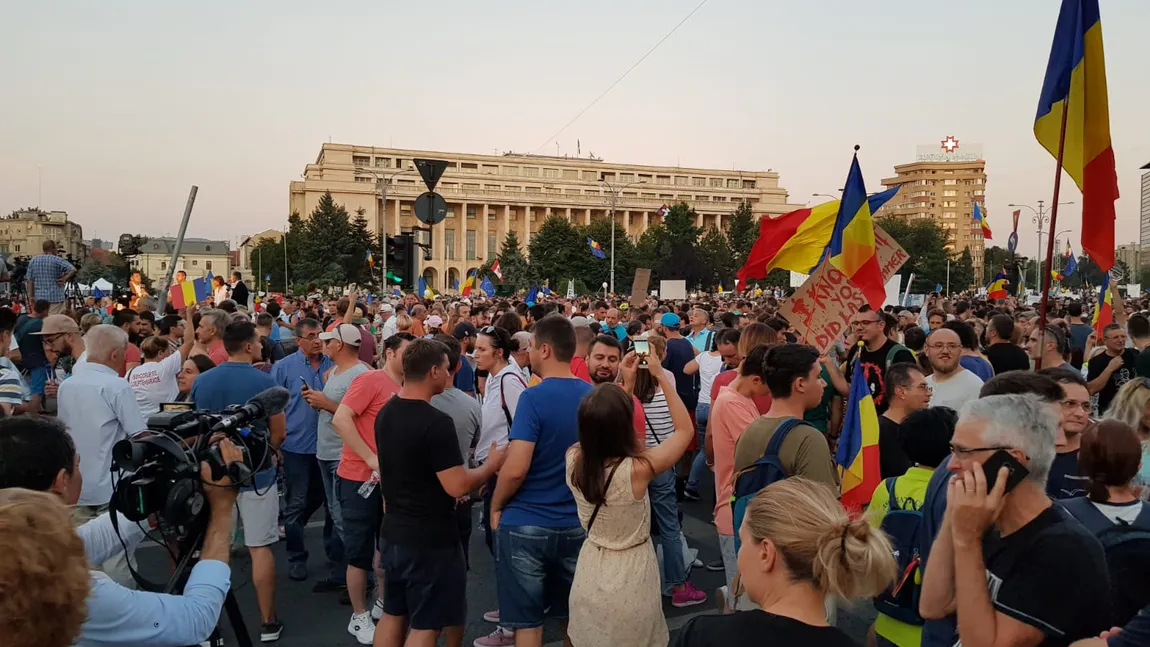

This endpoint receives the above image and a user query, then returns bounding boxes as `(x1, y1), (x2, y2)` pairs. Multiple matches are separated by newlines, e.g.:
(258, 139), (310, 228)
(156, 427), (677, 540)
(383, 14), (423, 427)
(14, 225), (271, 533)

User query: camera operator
(0, 415), (242, 647)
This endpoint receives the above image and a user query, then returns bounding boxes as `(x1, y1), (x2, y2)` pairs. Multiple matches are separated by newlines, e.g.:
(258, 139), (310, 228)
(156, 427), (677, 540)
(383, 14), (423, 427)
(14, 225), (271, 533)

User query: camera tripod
(165, 517), (254, 647)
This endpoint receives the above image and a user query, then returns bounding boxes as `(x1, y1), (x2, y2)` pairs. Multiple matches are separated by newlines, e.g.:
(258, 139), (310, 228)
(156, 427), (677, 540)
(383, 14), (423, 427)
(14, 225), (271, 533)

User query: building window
(488, 210), (497, 220)
(709, 178), (723, 188)
(482, 165), (498, 174)
(504, 166), (519, 176)
(161, 261), (167, 271)
(505, 186), (520, 192)
(525, 186), (541, 194)
(192, 260), (199, 266)
(943, 190), (957, 197)
(467, 206), (477, 219)
(944, 179), (957, 185)
(460, 163), (478, 173)
(545, 187), (561, 195)
(374, 157), (392, 168)
(674, 176), (687, 186)
(655, 175), (670, 185)
(742, 180), (756, 189)
(562, 169), (579, 180)
(583, 171), (597, 181)
(463, 183), (480, 191)
(353, 156), (370, 167)
(523, 167), (539, 177)
(467, 231), (477, 260)
(446, 207), (456, 219)
(487, 233), (497, 258)
(446, 230), (456, 260)
(726, 179), (739, 188)
(691, 177), (705, 187)
(205, 261), (212, 271)
(543, 168), (558, 178)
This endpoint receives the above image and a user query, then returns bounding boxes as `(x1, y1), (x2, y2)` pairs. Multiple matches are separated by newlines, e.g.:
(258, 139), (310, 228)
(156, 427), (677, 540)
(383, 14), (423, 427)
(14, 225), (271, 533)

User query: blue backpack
(731, 417), (804, 553)
(873, 477), (926, 626)
(1058, 497), (1150, 625)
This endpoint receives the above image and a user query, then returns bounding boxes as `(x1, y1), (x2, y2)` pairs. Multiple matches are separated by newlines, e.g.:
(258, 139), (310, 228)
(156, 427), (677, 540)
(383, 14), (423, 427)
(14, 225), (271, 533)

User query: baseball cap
(380, 304), (395, 314)
(453, 321), (477, 340)
(426, 315), (444, 328)
(318, 323), (362, 347)
(659, 313), (681, 328)
(569, 315), (591, 328)
(32, 315), (80, 336)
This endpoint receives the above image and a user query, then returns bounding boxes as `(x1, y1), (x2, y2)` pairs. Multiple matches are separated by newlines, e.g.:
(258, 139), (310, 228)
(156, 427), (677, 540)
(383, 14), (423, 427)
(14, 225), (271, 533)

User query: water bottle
(358, 471), (379, 498)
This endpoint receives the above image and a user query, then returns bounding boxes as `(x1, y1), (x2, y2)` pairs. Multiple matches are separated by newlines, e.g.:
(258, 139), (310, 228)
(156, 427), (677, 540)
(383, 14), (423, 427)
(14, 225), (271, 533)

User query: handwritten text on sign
(779, 263), (869, 355)
(873, 224), (909, 281)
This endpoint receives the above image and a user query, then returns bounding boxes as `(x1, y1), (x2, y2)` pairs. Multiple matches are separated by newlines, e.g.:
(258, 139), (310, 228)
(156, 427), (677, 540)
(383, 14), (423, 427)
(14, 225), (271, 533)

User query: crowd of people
(0, 243), (1148, 647)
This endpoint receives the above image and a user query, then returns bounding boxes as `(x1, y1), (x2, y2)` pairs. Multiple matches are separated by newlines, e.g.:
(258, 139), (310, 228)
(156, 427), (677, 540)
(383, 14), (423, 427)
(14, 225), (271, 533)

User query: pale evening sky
(2, 0), (1148, 260)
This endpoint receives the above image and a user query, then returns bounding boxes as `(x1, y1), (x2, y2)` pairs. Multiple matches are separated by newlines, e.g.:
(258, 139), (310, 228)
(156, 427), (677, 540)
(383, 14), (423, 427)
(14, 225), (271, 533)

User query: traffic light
(385, 234), (417, 292)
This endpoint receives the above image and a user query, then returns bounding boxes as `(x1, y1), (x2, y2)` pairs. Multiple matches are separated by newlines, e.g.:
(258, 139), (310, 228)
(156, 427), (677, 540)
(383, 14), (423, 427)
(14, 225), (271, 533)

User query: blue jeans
(686, 402), (710, 492)
(317, 458), (347, 583)
(649, 469), (687, 589)
(282, 450), (342, 579)
(495, 524), (585, 629)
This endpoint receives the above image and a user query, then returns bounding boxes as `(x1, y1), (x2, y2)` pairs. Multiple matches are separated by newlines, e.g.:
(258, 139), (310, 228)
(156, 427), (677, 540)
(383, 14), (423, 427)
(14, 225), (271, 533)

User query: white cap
(318, 323), (362, 347)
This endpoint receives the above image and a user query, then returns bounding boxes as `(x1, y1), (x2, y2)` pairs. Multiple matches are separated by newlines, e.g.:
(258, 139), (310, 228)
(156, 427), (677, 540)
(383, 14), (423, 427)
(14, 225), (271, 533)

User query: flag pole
(1034, 103), (1071, 370)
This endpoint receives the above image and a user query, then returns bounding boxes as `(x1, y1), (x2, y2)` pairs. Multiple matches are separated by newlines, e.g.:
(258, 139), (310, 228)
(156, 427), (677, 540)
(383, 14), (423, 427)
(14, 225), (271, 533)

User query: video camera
(109, 387), (289, 534)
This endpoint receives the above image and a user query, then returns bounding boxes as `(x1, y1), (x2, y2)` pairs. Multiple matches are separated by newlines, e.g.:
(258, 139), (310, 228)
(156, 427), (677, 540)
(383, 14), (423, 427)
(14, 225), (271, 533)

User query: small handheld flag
(460, 269), (477, 297)
(987, 269), (1009, 301)
(169, 274), (212, 309)
(837, 342), (881, 512)
(935, 283), (943, 294)
(1092, 273), (1113, 338)
(366, 250), (374, 267)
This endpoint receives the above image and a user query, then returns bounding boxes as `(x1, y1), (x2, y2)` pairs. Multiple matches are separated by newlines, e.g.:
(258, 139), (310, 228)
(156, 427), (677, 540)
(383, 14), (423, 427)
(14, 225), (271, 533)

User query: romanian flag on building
(460, 269), (477, 297)
(587, 237), (606, 259)
(1092, 273), (1113, 338)
(820, 151), (886, 309)
(366, 250), (374, 267)
(987, 269), (1009, 300)
(973, 202), (992, 240)
(1035, 0), (1118, 270)
(736, 187), (899, 287)
(837, 343), (881, 512)
(169, 273), (212, 309)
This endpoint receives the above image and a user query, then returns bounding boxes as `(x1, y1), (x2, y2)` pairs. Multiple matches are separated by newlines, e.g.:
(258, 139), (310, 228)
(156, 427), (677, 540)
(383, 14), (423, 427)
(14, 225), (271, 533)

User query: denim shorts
(378, 539), (467, 630)
(495, 524), (585, 629)
(338, 476), (381, 571)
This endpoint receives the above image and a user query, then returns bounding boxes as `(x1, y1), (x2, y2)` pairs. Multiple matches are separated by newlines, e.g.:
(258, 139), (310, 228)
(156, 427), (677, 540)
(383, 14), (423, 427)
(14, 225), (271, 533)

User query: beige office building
(289, 143), (805, 291)
(237, 229), (283, 285)
(0, 208), (88, 261)
(874, 137), (988, 282)
(129, 238), (231, 281)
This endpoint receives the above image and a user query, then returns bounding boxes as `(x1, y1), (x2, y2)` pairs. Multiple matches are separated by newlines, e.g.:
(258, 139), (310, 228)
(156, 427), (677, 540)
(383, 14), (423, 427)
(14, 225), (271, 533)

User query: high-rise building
(1116, 243), (1141, 277)
(289, 143), (805, 292)
(873, 136), (988, 282)
(1140, 162), (1150, 273)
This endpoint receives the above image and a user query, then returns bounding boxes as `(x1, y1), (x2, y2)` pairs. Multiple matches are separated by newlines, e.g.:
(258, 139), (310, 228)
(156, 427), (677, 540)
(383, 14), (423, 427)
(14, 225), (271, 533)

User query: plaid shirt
(26, 253), (73, 303)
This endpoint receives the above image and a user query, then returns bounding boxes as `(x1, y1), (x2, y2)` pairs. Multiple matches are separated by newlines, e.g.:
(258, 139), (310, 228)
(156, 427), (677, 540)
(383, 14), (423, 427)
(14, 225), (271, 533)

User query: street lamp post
(600, 179), (646, 294)
(360, 166), (413, 290)
(1008, 200), (1074, 289)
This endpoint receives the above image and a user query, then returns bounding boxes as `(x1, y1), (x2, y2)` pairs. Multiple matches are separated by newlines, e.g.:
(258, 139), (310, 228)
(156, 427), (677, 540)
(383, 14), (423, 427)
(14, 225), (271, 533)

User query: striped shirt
(640, 389), (676, 448)
(0, 357), (26, 408)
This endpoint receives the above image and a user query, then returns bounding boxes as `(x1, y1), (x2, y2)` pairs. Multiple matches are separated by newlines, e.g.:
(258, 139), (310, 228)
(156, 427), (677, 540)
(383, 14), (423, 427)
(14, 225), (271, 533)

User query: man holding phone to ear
(920, 394), (1113, 647)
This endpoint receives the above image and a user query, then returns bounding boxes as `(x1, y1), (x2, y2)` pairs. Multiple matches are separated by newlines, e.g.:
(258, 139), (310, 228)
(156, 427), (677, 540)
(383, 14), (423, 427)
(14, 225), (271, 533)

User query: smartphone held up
(632, 337), (650, 369)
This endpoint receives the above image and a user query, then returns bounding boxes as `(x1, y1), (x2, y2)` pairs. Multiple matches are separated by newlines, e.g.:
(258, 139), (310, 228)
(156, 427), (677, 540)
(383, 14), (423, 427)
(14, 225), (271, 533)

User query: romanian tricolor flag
(1092, 273), (1113, 338)
(821, 151), (886, 309)
(366, 250), (374, 267)
(987, 269), (1009, 300)
(837, 342), (881, 512)
(973, 202), (992, 240)
(460, 269), (477, 297)
(587, 237), (606, 260)
(169, 274), (212, 309)
(737, 187), (899, 286)
(1051, 270), (1064, 282)
(1035, 0), (1118, 270)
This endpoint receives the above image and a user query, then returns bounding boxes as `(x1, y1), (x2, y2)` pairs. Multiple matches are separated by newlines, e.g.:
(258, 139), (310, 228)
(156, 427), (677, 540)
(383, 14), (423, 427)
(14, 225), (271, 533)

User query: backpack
(730, 417), (805, 552)
(873, 477), (926, 626)
(1058, 497), (1150, 625)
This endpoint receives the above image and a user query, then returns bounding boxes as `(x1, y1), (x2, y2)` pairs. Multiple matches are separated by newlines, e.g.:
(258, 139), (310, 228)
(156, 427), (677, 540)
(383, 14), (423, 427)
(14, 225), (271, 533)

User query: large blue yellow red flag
(587, 237), (606, 260)
(837, 343), (881, 512)
(1035, 0), (1118, 270)
(737, 188), (899, 286)
(460, 269), (477, 297)
(1092, 273), (1113, 338)
(822, 150), (886, 309)
(973, 202), (992, 240)
(987, 269), (1009, 300)
(169, 273), (213, 309)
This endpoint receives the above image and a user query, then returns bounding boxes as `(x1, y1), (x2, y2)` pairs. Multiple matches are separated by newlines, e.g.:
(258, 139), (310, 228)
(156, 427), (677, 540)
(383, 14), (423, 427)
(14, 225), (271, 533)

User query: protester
(176, 354), (215, 400)
(194, 309), (231, 365)
(374, 338), (507, 647)
(191, 320), (287, 641)
(1039, 367), (1093, 499)
(570, 324), (594, 383)
(847, 305), (915, 414)
(686, 308), (715, 353)
(924, 328), (984, 410)
(920, 394), (1112, 646)
(943, 320), (993, 382)
(24, 240), (76, 314)
(0, 307), (30, 414)
(0, 488), (90, 647)
(657, 313), (701, 425)
(985, 314), (1031, 375)
(1067, 302), (1094, 351)
(231, 270), (250, 309)
(127, 308), (196, 416)
(682, 326), (730, 500)
(490, 315), (592, 647)
(674, 478), (897, 646)
(1088, 323), (1138, 415)
(879, 362), (931, 478)
(15, 299), (50, 412)
(453, 321), (479, 394)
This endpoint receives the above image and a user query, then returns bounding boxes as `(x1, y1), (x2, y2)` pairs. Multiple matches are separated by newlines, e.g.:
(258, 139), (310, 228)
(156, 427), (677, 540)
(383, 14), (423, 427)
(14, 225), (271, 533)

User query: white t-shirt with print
(127, 351), (183, 417)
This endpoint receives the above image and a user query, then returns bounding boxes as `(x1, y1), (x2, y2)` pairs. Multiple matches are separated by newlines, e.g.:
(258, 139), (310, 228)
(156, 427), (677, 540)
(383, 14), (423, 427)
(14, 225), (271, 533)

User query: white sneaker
(371, 598), (385, 621)
(347, 612), (375, 645)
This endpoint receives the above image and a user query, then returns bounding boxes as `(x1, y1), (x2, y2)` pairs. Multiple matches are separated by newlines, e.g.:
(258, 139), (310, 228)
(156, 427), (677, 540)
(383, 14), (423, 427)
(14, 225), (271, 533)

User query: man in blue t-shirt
(491, 315), (590, 642)
(452, 321), (477, 396)
(658, 313), (699, 411)
(191, 320), (287, 641)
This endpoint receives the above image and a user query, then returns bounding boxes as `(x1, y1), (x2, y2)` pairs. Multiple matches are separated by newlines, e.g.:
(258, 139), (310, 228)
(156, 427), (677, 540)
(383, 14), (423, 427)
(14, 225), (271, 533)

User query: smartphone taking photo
(632, 338), (650, 368)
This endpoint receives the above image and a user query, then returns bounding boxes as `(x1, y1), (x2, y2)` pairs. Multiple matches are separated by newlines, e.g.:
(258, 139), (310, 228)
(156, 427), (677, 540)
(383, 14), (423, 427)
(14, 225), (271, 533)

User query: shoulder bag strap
(885, 477), (900, 511)
(644, 414), (664, 445)
(764, 417), (802, 458)
(587, 460), (622, 535)
(499, 371), (527, 430)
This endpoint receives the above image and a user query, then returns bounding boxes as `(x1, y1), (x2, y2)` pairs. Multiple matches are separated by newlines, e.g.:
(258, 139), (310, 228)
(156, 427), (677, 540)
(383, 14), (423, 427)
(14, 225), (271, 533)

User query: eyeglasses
(1060, 399), (1092, 413)
(949, 444), (1012, 458)
(851, 318), (881, 326)
(927, 343), (961, 351)
(300, 333), (320, 341)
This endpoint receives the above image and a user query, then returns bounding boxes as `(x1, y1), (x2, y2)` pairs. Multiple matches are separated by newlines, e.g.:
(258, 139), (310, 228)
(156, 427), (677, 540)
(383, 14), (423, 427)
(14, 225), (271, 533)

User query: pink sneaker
(671, 582), (707, 608)
(481, 609), (500, 623)
(473, 627), (515, 647)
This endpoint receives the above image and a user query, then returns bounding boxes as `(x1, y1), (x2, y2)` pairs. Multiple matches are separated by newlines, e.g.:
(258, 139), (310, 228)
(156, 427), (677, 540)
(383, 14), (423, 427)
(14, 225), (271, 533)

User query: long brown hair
(1080, 419), (1143, 503)
(633, 334), (667, 404)
(571, 384), (649, 505)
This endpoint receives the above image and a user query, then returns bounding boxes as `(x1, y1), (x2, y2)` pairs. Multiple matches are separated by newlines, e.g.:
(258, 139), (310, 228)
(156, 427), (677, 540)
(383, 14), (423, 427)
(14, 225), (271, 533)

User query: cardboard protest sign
(873, 224), (909, 281)
(779, 263), (869, 355)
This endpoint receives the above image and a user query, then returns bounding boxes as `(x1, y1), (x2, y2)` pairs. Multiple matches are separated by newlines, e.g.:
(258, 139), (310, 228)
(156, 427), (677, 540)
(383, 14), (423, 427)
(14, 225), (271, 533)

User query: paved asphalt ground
(138, 477), (874, 647)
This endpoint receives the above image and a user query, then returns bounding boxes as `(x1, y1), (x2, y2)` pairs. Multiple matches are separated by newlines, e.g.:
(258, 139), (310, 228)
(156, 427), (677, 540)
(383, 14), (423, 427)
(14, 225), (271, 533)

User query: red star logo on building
(941, 136), (960, 153)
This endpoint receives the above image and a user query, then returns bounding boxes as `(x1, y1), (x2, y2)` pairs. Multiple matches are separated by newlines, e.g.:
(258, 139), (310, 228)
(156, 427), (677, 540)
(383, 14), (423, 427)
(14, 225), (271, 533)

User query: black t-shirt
(1137, 347), (1150, 379)
(1086, 348), (1138, 415)
(846, 340), (915, 414)
(980, 506), (1112, 646)
(375, 397), (464, 548)
(662, 337), (699, 410)
(673, 609), (858, 647)
(1046, 450), (1088, 500)
(985, 342), (1031, 376)
(879, 415), (912, 479)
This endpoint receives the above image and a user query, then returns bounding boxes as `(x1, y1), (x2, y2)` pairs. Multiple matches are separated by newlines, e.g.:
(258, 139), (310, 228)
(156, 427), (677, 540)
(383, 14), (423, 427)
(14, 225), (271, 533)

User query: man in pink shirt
(331, 332), (414, 642)
(708, 345), (772, 598)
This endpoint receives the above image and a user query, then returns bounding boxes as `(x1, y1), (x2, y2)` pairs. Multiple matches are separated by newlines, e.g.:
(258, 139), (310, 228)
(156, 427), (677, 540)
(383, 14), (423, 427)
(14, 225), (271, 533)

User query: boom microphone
(210, 387), (291, 432)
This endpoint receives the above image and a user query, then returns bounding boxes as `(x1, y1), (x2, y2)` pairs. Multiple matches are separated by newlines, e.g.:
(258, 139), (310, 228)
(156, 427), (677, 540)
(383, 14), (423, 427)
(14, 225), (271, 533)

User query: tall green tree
(496, 231), (533, 291)
(350, 208), (376, 286)
(294, 192), (357, 290)
(949, 249), (975, 292)
(726, 201), (757, 271)
(580, 216), (637, 292)
(529, 215), (585, 290)
(250, 238), (289, 293)
(697, 226), (733, 289)
(876, 216), (952, 293)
